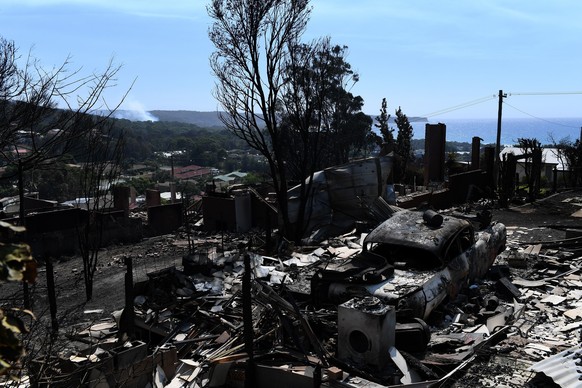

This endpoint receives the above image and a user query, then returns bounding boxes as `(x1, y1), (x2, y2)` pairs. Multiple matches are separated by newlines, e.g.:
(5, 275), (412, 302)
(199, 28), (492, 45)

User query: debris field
(4, 191), (582, 387)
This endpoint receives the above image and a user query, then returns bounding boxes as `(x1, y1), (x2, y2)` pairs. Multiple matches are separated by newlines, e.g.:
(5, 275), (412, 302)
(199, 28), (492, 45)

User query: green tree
(339, 110), (373, 161)
(278, 39), (369, 177)
(34, 164), (82, 202)
(445, 151), (462, 177)
(317, 44), (371, 166)
(152, 169), (172, 183)
(128, 176), (155, 196)
(371, 98), (394, 153)
(554, 137), (582, 188)
(565, 140), (582, 187)
(271, 38), (371, 236)
(243, 172), (267, 185)
(394, 106), (414, 183)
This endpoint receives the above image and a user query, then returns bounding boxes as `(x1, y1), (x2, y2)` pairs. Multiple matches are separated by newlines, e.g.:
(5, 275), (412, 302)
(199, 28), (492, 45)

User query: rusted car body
(315, 210), (507, 320)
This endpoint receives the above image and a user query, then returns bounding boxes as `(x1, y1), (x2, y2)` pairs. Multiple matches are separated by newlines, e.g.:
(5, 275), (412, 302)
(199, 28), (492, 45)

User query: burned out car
(312, 209), (506, 320)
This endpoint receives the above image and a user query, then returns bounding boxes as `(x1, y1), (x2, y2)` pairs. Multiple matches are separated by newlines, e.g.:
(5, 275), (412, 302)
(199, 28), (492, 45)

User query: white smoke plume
(112, 100), (159, 122)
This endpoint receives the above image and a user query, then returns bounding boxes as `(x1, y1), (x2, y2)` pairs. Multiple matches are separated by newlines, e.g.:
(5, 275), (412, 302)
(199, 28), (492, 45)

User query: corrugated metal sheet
(286, 156), (393, 237)
(530, 344), (582, 387)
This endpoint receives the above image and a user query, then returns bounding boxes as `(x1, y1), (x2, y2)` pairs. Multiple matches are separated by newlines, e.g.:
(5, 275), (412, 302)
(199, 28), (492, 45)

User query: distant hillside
(386, 116), (428, 123)
(149, 110), (225, 127)
(113, 109), (428, 128)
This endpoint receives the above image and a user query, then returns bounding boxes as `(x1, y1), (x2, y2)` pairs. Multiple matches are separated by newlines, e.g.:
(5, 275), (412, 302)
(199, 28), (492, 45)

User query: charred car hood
(363, 210), (471, 262)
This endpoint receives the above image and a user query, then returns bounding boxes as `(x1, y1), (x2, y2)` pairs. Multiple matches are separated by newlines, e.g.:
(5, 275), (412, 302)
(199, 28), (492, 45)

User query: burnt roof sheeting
(364, 210), (471, 260)
(530, 344), (582, 387)
(287, 156), (393, 237)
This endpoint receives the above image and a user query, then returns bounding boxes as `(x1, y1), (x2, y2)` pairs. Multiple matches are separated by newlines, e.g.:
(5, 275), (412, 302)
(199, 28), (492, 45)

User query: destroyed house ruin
(4, 125), (582, 386)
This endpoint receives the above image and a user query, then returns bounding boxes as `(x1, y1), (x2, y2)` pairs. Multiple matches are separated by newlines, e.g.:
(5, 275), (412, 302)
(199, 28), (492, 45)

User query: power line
(502, 100), (581, 129)
(420, 90), (582, 119)
(509, 91), (582, 96)
(421, 95), (496, 118)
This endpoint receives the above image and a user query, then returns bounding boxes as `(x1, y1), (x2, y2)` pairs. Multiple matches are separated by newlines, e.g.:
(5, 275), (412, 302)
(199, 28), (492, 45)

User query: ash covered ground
(1, 189), (581, 386)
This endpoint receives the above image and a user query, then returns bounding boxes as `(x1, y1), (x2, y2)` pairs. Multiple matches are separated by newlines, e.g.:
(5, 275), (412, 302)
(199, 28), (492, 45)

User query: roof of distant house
(227, 171), (247, 178)
(127, 164), (153, 172)
(174, 165), (212, 179)
(213, 171), (248, 182)
(11, 147), (31, 155)
(213, 175), (235, 182)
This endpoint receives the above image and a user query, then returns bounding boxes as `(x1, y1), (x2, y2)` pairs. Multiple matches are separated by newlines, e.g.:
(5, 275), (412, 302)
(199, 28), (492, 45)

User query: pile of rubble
(25, 204), (582, 387)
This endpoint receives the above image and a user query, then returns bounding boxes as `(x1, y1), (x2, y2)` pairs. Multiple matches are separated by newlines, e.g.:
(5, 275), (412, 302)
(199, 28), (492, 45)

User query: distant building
(9, 146), (32, 157)
(212, 171), (248, 190)
(160, 192), (182, 201)
(500, 146), (568, 183)
(173, 165), (212, 180)
(154, 150), (187, 158)
(125, 164), (156, 178)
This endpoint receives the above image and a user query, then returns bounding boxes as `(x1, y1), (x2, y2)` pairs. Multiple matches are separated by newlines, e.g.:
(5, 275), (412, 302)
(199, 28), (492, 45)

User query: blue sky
(3, 0), (582, 120)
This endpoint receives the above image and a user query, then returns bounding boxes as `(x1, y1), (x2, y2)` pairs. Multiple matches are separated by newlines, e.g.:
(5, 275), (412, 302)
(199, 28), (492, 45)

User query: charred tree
(0, 36), (126, 183)
(517, 138), (542, 202)
(208, 0), (311, 241)
(75, 121), (124, 301)
(208, 1), (370, 242)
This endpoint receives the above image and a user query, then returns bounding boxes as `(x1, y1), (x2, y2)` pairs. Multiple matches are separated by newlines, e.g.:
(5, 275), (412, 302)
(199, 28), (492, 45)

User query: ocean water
(409, 117), (582, 145)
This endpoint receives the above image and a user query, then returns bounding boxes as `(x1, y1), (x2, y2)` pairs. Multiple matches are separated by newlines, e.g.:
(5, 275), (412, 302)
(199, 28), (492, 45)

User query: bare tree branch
(208, 0), (312, 240)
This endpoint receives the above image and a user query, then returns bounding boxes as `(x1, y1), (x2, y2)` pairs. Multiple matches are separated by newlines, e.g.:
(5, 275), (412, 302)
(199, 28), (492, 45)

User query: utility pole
(17, 160), (30, 310)
(494, 90), (507, 190)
